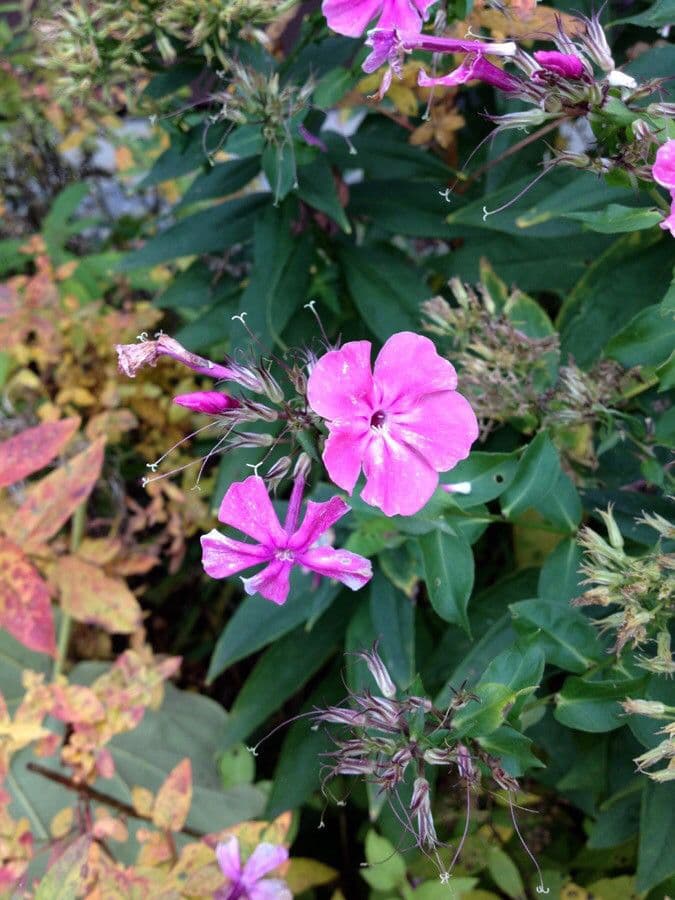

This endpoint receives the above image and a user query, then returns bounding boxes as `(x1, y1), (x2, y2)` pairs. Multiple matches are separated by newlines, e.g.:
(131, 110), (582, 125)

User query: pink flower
(201, 475), (372, 604)
(533, 50), (585, 79)
(322, 0), (434, 38)
(215, 836), (291, 900)
(660, 192), (675, 238)
(307, 332), (478, 517)
(653, 140), (675, 191)
(417, 53), (523, 93)
(173, 391), (240, 415)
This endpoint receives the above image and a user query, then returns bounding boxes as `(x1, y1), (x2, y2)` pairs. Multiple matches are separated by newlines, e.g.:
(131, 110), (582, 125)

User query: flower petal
(248, 880), (293, 900)
(391, 390), (478, 472)
(217, 476), (285, 547)
(298, 546), (373, 591)
(322, 0), (383, 36)
(373, 332), (457, 411)
(307, 341), (374, 421)
(288, 497), (351, 551)
(216, 837), (241, 880)
(242, 560), (293, 605)
(378, 0), (434, 31)
(361, 430), (438, 516)
(242, 843), (289, 884)
(653, 139), (675, 191)
(322, 423), (370, 494)
(201, 530), (271, 580)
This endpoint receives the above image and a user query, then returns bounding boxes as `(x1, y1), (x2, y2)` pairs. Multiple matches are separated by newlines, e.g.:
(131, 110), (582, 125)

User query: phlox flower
(307, 332), (478, 517)
(659, 193), (675, 238)
(532, 50), (585, 80)
(215, 836), (291, 900)
(417, 53), (523, 93)
(173, 391), (240, 415)
(653, 140), (675, 191)
(322, 0), (434, 38)
(201, 475), (372, 604)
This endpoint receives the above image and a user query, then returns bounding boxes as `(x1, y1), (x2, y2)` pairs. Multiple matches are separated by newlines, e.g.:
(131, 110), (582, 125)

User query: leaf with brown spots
(152, 758), (193, 832)
(0, 417), (80, 488)
(53, 555), (142, 634)
(0, 537), (56, 655)
(12, 437), (105, 545)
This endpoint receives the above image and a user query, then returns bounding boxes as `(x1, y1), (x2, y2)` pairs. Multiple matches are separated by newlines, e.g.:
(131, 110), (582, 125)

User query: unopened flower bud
(265, 456), (292, 486)
(173, 391), (240, 415)
(410, 777), (438, 848)
(230, 432), (276, 449)
(424, 747), (453, 766)
(293, 452), (313, 482)
(608, 70), (637, 89)
(244, 401), (279, 423)
(258, 368), (285, 404)
(622, 698), (668, 717)
(599, 505), (624, 551)
(533, 50), (585, 79)
(356, 645), (397, 699)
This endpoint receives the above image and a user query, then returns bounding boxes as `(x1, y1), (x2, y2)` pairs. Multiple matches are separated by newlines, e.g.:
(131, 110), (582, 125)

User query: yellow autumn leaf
(131, 786), (155, 818)
(284, 858), (338, 893)
(53, 554), (142, 634)
(50, 806), (74, 839)
(152, 758), (193, 832)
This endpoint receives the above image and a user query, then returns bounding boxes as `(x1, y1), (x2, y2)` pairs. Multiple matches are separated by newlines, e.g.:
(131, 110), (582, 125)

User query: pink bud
(533, 50), (585, 79)
(173, 391), (239, 415)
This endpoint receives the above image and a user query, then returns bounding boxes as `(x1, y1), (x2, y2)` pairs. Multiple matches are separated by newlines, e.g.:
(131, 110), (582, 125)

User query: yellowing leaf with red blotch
(0, 417), (80, 489)
(0, 538), (56, 655)
(12, 438), (105, 546)
(132, 786), (154, 818)
(53, 556), (142, 634)
(152, 758), (192, 832)
(51, 681), (105, 725)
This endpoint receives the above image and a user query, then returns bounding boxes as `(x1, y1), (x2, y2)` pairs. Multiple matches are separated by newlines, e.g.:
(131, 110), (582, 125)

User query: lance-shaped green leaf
(418, 527), (474, 634)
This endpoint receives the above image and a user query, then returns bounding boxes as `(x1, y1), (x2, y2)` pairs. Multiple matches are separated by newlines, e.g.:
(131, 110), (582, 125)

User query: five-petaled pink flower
(201, 475), (372, 604)
(653, 139), (675, 191)
(215, 836), (291, 900)
(322, 0), (434, 38)
(307, 332), (478, 517)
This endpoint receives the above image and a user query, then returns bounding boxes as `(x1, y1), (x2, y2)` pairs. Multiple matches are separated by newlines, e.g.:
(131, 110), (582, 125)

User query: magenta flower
(417, 53), (523, 93)
(173, 391), (240, 415)
(201, 474), (372, 604)
(215, 836), (291, 900)
(533, 50), (585, 79)
(306, 332), (479, 517)
(660, 193), (675, 238)
(653, 140), (675, 191)
(322, 0), (434, 37)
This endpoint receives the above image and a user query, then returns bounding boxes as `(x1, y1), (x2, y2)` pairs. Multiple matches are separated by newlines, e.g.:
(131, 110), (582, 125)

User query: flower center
(275, 549), (294, 562)
(370, 410), (387, 429)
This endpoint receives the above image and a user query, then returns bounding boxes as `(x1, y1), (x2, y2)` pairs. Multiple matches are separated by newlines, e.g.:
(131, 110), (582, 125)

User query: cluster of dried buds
(114, 328), (318, 490)
(312, 646), (549, 891)
(622, 698), (675, 784)
(574, 507), (675, 673)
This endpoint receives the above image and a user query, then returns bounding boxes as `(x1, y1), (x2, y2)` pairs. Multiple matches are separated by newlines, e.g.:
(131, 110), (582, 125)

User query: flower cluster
(622, 699), (675, 784)
(116, 327), (477, 604)
(574, 507), (675, 672)
(312, 645), (548, 890)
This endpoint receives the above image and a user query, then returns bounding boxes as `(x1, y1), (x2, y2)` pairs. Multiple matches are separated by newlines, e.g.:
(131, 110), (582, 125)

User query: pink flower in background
(322, 0), (434, 38)
(173, 391), (240, 415)
(307, 332), (478, 517)
(653, 140), (675, 191)
(660, 193), (675, 238)
(201, 475), (372, 604)
(533, 50), (585, 79)
(215, 836), (291, 900)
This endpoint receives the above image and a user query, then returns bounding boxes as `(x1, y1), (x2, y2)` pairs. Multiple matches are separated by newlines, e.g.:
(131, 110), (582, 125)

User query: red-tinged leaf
(0, 418), (81, 489)
(152, 758), (193, 832)
(12, 437), (105, 545)
(53, 556), (142, 634)
(0, 538), (56, 656)
(51, 683), (105, 724)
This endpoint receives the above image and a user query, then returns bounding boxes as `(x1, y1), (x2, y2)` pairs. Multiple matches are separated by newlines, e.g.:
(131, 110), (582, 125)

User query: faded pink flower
(533, 50), (585, 79)
(173, 391), (240, 415)
(201, 475), (372, 605)
(322, 0), (434, 38)
(307, 332), (478, 517)
(660, 192), (675, 238)
(653, 140), (675, 191)
(115, 334), (235, 380)
(215, 836), (291, 900)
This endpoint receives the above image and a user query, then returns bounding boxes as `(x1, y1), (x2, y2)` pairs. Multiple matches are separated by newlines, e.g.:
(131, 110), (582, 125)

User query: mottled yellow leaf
(53, 555), (142, 634)
(152, 758), (192, 832)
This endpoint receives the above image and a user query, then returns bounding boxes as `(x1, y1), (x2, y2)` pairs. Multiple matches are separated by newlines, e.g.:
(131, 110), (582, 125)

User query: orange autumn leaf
(152, 758), (192, 832)
(53, 556), (142, 634)
(471, 6), (584, 41)
(0, 417), (80, 489)
(12, 437), (105, 545)
(0, 538), (56, 656)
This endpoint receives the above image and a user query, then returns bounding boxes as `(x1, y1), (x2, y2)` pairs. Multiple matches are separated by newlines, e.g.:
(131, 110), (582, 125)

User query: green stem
(53, 502), (86, 679)
(648, 187), (671, 214)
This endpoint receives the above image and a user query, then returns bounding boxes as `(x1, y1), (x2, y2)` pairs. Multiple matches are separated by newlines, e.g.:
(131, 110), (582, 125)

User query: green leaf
(510, 599), (604, 673)
(418, 527), (474, 633)
(207, 576), (339, 680)
(555, 672), (648, 733)
(297, 158), (351, 232)
(176, 156), (261, 210)
(140, 124), (226, 186)
(119, 194), (268, 269)
(612, 0), (675, 27)
(369, 569), (415, 690)
(262, 142), (297, 203)
(500, 432), (560, 519)
(606, 285), (675, 368)
(440, 451), (518, 506)
(361, 831), (407, 891)
(477, 725), (544, 775)
(532, 470), (582, 532)
(589, 785), (642, 849)
(637, 781), (675, 891)
(558, 230), (674, 366)
(220, 600), (348, 748)
(239, 201), (313, 347)
(339, 244), (429, 340)
(537, 538), (584, 605)
(487, 846), (525, 899)
(563, 204), (662, 233)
